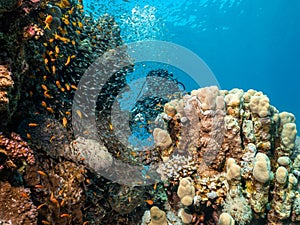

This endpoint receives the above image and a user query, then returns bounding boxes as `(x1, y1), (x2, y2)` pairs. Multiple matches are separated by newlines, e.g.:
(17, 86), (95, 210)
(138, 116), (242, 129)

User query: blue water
(85, 0), (300, 130)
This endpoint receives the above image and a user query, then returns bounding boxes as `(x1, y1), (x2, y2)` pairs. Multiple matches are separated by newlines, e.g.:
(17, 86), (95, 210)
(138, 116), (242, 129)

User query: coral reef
(146, 86), (299, 225)
(0, 0), (40, 126)
(0, 0), (141, 224)
(1, 0), (300, 224)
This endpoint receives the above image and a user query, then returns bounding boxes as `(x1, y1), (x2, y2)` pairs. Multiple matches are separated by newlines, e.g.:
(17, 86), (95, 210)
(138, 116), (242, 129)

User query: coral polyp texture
(145, 86), (299, 225)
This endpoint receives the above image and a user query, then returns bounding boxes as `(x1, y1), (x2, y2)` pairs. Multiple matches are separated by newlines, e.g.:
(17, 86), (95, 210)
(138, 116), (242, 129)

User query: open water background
(84, 0), (300, 130)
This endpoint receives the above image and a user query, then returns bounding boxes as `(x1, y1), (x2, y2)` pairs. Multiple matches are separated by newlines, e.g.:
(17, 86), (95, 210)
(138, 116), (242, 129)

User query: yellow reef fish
(62, 17), (70, 25)
(55, 46), (60, 54)
(47, 107), (54, 113)
(56, 80), (62, 88)
(41, 84), (48, 91)
(28, 123), (39, 127)
(77, 4), (83, 9)
(52, 65), (56, 74)
(35, 184), (44, 189)
(41, 101), (47, 107)
(44, 91), (52, 98)
(59, 27), (68, 35)
(65, 83), (70, 91)
(37, 203), (46, 210)
(76, 110), (82, 118)
(50, 192), (59, 207)
(145, 199), (154, 205)
(37, 170), (47, 176)
(44, 15), (53, 30)
(56, 0), (71, 8)
(54, 33), (70, 43)
(78, 21), (83, 29)
(65, 56), (71, 66)
(45, 66), (50, 73)
(62, 117), (67, 127)
(50, 135), (55, 142)
(68, 7), (75, 15)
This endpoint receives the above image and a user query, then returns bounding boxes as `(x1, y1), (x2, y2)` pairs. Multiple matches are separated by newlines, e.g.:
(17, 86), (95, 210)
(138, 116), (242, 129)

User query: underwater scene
(0, 0), (300, 224)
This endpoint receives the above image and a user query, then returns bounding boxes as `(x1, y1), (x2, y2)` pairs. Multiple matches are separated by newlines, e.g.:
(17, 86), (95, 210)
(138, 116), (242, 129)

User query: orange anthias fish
(44, 15), (53, 30)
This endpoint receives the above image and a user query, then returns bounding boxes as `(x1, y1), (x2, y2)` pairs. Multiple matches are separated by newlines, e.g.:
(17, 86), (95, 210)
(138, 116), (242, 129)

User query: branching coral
(0, 132), (35, 169)
(156, 154), (196, 181)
